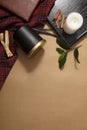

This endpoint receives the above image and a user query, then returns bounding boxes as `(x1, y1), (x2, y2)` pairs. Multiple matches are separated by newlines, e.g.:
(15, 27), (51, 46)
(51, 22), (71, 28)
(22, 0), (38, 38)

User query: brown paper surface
(0, 25), (87, 130)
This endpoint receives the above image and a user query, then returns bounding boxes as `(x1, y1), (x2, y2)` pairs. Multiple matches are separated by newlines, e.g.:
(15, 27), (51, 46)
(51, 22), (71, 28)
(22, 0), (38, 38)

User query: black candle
(13, 25), (46, 57)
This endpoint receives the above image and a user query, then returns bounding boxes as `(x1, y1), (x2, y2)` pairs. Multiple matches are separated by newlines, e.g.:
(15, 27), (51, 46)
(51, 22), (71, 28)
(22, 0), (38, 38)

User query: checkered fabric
(0, 0), (55, 88)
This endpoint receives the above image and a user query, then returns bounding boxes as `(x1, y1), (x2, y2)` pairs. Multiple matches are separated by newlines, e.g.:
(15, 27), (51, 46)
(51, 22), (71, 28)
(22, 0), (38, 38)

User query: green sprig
(74, 47), (80, 64)
(56, 48), (68, 69)
(56, 46), (81, 70)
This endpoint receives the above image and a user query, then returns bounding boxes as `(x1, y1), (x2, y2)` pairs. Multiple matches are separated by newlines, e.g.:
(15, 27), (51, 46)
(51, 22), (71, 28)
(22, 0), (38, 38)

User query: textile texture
(0, 0), (55, 88)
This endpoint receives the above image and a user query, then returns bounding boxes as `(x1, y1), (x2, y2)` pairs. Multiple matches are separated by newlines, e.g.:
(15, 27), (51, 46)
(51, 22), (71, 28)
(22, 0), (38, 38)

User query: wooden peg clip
(0, 30), (13, 58)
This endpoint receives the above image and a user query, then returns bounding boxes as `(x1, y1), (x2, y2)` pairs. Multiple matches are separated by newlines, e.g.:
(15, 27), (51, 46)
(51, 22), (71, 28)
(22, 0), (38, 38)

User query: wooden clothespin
(0, 33), (4, 41)
(0, 30), (13, 58)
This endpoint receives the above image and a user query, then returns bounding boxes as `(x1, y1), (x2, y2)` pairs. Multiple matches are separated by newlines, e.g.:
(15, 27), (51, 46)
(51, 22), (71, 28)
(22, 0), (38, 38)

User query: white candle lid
(67, 12), (83, 29)
(64, 12), (83, 34)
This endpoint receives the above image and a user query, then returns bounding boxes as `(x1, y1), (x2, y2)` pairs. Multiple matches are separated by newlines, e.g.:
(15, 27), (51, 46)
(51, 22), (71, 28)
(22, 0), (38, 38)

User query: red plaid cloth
(0, 0), (55, 88)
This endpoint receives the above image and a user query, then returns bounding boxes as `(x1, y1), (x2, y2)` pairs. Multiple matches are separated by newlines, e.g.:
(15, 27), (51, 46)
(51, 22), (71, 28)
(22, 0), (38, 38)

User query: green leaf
(74, 48), (80, 63)
(56, 48), (64, 54)
(58, 52), (67, 69)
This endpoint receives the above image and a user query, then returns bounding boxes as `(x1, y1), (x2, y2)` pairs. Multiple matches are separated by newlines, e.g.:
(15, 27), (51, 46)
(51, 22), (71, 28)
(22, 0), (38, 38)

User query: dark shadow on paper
(17, 47), (45, 72)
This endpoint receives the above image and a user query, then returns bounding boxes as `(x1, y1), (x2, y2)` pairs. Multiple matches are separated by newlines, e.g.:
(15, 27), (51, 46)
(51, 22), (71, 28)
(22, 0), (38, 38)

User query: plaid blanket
(0, 0), (55, 88)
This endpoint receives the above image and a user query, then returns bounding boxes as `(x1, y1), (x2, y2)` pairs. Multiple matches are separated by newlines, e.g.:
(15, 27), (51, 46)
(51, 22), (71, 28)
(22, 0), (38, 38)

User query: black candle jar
(13, 25), (46, 57)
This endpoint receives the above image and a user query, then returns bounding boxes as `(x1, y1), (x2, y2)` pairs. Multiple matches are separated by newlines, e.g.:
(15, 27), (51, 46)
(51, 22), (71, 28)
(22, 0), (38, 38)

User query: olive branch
(56, 42), (81, 70)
